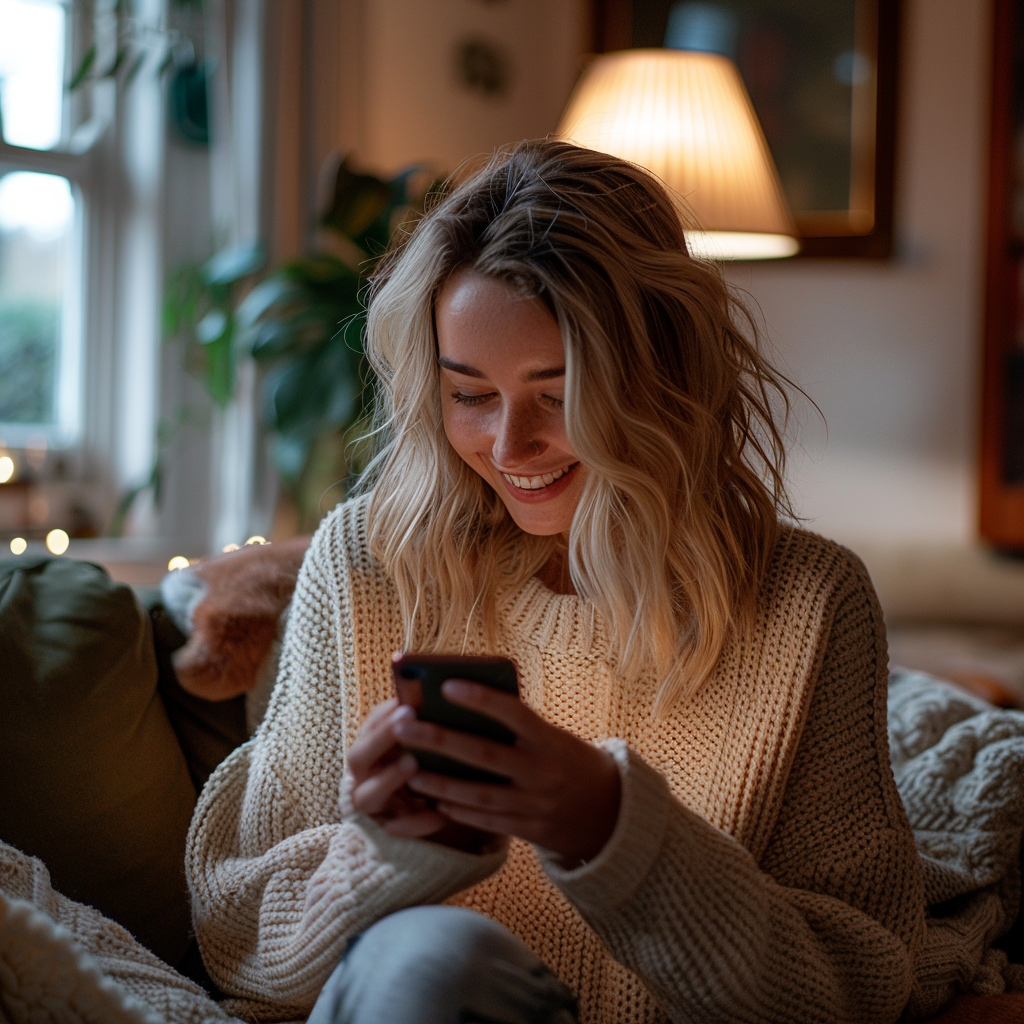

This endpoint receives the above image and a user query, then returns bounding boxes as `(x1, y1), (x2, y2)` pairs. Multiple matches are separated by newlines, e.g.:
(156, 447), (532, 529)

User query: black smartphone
(391, 653), (519, 784)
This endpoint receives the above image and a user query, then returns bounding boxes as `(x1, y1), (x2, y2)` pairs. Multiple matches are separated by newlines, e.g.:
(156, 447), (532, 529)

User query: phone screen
(392, 653), (519, 783)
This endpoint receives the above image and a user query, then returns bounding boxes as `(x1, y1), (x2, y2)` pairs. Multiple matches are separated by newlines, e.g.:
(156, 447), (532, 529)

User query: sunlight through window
(0, 0), (66, 151)
(0, 171), (75, 428)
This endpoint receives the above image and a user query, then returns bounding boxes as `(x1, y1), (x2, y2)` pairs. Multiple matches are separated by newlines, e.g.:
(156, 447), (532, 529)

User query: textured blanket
(888, 668), (1024, 1016)
(2, 669), (1023, 1023)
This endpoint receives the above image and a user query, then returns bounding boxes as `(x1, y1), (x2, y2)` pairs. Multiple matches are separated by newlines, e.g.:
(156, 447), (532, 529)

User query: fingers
(347, 702), (413, 780)
(439, 679), (543, 738)
(392, 715), (527, 781)
(350, 752), (419, 815)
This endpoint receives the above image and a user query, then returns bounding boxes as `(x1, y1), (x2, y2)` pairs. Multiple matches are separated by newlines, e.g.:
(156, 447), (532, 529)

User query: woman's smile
(497, 461), (581, 501)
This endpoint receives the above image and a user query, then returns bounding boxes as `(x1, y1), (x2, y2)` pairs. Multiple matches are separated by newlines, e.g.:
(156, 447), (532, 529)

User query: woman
(187, 139), (926, 1024)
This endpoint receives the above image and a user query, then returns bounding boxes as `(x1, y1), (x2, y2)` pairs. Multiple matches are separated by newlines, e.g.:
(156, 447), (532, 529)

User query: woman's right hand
(347, 699), (450, 839)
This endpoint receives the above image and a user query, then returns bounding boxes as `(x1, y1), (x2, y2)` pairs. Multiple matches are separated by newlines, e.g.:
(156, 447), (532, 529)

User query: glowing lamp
(557, 49), (799, 260)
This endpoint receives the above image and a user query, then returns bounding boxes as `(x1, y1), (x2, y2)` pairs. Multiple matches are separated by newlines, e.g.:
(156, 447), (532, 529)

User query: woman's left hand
(395, 679), (621, 865)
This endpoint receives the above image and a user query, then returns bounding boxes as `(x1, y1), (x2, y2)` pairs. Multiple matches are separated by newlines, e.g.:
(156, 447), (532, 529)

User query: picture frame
(590, 0), (900, 257)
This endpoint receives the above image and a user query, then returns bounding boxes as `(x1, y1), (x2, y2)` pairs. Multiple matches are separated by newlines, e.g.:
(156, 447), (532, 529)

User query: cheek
(442, 404), (484, 461)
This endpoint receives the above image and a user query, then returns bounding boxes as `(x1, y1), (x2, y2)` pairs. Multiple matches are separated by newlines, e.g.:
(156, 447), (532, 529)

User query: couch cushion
(0, 556), (197, 967)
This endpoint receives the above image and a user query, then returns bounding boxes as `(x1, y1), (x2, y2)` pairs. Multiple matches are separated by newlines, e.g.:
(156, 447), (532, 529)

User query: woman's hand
(347, 699), (449, 839)
(395, 680), (622, 865)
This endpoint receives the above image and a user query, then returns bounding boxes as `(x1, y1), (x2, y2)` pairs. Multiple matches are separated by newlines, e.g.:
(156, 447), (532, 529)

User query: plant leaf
(203, 242), (265, 286)
(236, 275), (303, 328)
(68, 44), (97, 91)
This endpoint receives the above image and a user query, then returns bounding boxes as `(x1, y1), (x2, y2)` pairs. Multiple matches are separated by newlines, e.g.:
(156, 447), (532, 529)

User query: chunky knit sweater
(186, 496), (927, 1024)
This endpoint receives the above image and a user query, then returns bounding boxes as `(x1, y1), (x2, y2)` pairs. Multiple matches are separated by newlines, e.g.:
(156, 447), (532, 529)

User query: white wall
(726, 0), (991, 548)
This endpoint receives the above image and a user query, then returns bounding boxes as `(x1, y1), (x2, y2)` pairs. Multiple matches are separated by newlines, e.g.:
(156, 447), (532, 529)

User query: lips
(500, 464), (575, 490)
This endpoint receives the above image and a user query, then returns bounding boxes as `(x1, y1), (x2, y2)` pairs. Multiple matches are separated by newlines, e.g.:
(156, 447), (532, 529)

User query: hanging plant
(237, 158), (437, 529)
(163, 241), (266, 406)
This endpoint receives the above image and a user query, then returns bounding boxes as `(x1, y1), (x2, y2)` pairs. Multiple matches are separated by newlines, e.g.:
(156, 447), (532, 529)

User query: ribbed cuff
(540, 739), (670, 914)
(339, 770), (508, 901)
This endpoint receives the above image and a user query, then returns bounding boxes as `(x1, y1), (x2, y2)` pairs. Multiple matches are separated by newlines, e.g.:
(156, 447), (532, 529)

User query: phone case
(392, 654), (519, 784)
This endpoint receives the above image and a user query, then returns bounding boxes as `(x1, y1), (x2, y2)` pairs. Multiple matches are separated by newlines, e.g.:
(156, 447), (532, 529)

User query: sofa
(1, 545), (1022, 1023)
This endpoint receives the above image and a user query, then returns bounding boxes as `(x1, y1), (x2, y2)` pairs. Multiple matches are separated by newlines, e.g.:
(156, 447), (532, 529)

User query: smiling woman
(436, 270), (584, 543)
(186, 139), (938, 1024)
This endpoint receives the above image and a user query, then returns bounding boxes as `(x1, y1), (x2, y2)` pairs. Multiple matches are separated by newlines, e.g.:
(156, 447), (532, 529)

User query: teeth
(502, 465), (571, 490)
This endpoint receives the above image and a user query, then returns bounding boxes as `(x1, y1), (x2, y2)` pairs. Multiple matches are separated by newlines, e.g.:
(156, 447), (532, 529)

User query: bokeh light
(245, 535), (268, 545)
(167, 555), (190, 571)
(0, 455), (13, 483)
(45, 528), (68, 554)
(9, 537), (26, 555)
(221, 542), (240, 553)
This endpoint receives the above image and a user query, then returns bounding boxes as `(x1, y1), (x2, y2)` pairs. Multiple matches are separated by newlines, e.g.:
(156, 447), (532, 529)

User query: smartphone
(391, 653), (519, 784)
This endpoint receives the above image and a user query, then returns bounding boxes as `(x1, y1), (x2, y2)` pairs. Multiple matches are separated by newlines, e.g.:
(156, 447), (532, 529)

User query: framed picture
(591, 0), (900, 257)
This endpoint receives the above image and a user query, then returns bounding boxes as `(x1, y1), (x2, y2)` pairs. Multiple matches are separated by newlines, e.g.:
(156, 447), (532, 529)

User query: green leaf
(320, 159), (393, 240)
(236, 275), (303, 328)
(203, 242), (265, 286)
(68, 44), (97, 91)
(106, 44), (131, 78)
(205, 323), (235, 405)
(122, 51), (147, 88)
(270, 434), (311, 485)
(196, 309), (229, 344)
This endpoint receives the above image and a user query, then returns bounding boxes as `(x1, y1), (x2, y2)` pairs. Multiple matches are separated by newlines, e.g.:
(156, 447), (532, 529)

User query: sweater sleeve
(542, 558), (927, 1024)
(185, 508), (506, 1015)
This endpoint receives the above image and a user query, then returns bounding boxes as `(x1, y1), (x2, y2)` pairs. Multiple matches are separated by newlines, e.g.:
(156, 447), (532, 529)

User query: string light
(245, 535), (268, 546)
(0, 455), (14, 484)
(167, 555), (190, 571)
(221, 543), (240, 553)
(10, 537), (26, 555)
(45, 529), (69, 555)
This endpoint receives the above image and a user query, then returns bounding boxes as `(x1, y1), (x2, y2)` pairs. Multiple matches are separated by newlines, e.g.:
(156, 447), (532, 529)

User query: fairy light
(45, 529), (69, 555)
(221, 542), (240, 553)
(167, 555), (190, 571)
(245, 535), (268, 546)
(0, 455), (14, 484)
(10, 537), (27, 555)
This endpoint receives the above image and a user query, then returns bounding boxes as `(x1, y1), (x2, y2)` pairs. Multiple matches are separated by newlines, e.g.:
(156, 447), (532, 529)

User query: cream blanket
(2, 669), (1023, 1023)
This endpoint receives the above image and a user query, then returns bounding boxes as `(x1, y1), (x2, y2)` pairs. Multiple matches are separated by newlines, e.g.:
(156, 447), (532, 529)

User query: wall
(726, 0), (991, 548)
(340, 0), (589, 176)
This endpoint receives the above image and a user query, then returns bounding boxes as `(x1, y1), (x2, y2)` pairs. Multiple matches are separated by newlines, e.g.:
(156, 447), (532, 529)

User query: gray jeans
(306, 905), (579, 1024)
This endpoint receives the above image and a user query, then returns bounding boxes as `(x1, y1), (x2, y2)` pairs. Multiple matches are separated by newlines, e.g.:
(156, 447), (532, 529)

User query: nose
(492, 400), (547, 469)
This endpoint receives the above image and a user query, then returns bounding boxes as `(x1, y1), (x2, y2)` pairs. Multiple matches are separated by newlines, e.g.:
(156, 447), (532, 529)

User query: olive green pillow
(0, 556), (197, 967)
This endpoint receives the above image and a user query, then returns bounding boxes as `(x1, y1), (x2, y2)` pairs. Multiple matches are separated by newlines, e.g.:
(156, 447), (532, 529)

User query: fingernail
(441, 679), (472, 699)
(398, 753), (417, 773)
(391, 704), (415, 723)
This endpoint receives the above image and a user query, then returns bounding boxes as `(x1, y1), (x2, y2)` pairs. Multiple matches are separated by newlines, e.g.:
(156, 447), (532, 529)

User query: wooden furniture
(981, 0), (1024, 549)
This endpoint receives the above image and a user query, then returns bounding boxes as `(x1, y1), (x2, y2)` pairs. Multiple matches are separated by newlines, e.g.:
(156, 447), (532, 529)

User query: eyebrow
(438, 357), (565, 383)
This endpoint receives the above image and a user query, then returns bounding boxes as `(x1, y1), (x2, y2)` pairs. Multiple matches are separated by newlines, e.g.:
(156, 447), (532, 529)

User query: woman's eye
(451, 391), (493, 406)
(544, 394), (565, 409)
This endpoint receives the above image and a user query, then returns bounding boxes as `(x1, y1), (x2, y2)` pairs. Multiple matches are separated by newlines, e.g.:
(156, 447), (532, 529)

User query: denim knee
(308, 906), (577, 1024)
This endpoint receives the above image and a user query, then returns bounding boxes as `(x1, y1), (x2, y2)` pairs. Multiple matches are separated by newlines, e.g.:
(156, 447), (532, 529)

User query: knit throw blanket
(2, 670), (1023, 1024)
(888, 668), (1024, 1012)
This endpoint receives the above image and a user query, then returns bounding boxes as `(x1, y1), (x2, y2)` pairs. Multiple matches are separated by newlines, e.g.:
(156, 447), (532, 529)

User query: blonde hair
(360, 139), (794, 715)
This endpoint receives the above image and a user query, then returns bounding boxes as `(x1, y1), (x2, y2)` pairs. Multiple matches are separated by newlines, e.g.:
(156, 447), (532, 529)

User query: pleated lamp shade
(557, 49), (799, 260)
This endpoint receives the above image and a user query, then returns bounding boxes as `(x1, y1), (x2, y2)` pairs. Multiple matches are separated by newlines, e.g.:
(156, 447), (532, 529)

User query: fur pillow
(163, 537), (309, 702)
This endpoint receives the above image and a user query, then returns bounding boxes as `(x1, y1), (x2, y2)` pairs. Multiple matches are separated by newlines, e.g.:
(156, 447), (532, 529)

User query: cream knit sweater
(186, 497), (927, 1024)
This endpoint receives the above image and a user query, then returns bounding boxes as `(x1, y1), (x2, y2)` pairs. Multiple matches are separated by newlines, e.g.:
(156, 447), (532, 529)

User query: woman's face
(436, 268), (586, 539)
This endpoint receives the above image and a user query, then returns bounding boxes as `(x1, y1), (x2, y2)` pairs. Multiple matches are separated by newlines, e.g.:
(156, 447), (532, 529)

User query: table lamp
(557, 49), (799, 260)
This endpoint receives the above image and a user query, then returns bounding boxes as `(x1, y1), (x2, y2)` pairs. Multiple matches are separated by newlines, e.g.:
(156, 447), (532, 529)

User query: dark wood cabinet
(981, 0), (1024, 548)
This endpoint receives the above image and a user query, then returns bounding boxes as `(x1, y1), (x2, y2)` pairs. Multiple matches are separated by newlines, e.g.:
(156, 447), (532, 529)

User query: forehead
(435, 269), (563, 370)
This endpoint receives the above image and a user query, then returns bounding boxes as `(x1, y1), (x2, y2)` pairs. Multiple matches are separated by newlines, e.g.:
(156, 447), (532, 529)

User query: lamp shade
(557, 49), (799, 259)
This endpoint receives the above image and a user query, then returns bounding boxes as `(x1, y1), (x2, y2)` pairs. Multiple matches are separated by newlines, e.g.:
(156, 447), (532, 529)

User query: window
(0, 0), (82, 447)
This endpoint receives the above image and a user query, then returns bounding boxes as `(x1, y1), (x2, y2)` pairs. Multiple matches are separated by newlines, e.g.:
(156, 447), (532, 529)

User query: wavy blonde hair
(360, 139), (794, 715)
